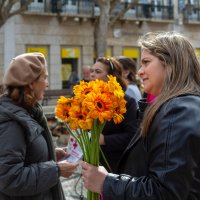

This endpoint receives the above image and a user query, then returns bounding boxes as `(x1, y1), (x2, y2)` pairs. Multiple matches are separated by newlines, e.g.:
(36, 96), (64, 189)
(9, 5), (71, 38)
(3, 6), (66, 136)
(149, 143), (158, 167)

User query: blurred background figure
(90, 56), (138, 173)
(117, 56), (143, 106)
(69, 70), (80, 96)
(69, 70), (80, 86)
(81, 66), (91, 82)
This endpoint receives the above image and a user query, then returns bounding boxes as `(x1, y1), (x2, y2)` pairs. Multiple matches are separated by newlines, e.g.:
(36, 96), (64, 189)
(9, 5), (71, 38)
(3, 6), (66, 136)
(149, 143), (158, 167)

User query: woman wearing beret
(81, 32), (200, 199)
(0, 53), (78, 200)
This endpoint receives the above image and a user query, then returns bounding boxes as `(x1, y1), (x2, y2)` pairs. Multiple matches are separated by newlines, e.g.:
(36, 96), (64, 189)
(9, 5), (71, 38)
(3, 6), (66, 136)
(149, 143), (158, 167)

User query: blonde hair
(139, 32), (200, 136)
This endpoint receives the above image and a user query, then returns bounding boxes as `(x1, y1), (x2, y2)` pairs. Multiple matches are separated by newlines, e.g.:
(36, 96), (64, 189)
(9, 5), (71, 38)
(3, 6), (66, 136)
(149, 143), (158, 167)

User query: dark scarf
(28, 103), (65, 200)
(28, 103), (56, 160)
(0, 98), (65, 200)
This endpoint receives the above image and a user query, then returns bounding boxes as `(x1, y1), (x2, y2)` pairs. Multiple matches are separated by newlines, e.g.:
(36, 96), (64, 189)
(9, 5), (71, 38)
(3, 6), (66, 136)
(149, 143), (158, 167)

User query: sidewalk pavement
(55, 135), (87, 200)
(61, 166), (87, 200)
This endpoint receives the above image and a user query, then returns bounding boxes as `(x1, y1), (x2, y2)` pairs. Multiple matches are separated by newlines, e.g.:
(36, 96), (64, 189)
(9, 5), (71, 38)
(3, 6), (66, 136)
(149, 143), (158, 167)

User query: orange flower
(73, 81), (92, 102)
(83, 91), (113, 123)
(107, 75), (125, 98)
(55, 75), (127, 200)
(55, 96), (73, 122)
(68, 100), (92, 130)
(55, 76), (127, 127)
(112, 97), (127, 124)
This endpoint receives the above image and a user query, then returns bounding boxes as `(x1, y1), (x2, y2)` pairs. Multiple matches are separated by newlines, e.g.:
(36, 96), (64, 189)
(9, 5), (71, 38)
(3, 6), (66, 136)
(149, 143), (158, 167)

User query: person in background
(117, 56), (142, 106)
(89, 56), (138, 173)
(69, 70), (80, 86)
(69, 70), (80, 96)
(81, 32), (200, 199)
(0, 52), (78, 200)
(81, 65), (91, 82)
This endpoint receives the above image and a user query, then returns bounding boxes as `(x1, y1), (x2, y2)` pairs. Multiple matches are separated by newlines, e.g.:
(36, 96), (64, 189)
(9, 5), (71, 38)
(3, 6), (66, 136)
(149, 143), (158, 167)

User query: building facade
(1, 0), (200, 89)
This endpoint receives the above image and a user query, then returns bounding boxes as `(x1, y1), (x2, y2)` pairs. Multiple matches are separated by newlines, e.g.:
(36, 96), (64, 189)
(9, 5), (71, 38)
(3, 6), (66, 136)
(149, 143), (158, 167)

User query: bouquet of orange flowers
(55, 75), (126, 200)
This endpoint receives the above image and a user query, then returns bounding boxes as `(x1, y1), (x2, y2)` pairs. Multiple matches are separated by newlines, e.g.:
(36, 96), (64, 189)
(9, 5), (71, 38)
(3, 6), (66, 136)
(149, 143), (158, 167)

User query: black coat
(100, 94), (138, 173)
(103, 95), (200, 200)
(0, 97), (65, 200)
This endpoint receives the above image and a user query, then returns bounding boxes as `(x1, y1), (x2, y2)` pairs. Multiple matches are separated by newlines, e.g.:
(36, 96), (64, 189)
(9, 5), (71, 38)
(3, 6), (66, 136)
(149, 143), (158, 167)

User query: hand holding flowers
(55, 75), (126, 200)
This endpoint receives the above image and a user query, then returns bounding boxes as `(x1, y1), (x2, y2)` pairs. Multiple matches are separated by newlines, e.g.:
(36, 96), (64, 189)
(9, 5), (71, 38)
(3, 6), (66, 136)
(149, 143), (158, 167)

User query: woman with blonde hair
(81, 32), (200, 200)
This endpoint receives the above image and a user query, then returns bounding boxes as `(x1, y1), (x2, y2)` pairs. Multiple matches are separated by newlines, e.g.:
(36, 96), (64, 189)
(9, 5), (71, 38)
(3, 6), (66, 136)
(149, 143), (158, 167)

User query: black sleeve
(104, 96), (138, 151)
(103, 97), (200, 200)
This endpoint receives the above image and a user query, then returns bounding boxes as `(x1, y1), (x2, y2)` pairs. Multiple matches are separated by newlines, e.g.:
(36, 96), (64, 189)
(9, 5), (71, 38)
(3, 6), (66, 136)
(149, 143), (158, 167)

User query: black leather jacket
(102, 95), (200, 200)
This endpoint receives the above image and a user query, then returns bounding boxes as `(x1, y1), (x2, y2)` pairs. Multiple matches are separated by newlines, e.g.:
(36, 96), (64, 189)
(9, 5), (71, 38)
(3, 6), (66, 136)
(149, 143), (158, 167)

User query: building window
(61, 47), (81, 89)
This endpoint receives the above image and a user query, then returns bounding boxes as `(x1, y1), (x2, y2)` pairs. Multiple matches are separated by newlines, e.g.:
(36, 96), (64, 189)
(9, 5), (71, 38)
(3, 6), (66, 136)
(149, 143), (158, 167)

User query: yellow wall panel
(26, 47), (47, 58)
(123, 48), (139, 59)
(61, 48), (80, 58)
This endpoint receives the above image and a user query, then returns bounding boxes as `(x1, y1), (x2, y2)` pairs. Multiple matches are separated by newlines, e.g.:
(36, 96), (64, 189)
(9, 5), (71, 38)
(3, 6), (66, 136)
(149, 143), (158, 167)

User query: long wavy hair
(96, 56), (127, 91)
(116, 56), (143, 91)
(1, 85), (37, 109)
(139, 31), (200, 136)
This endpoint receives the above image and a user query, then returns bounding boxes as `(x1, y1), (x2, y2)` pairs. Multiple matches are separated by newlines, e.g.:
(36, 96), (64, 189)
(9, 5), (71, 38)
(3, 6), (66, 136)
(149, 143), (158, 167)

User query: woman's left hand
(56, 147), (69, 161)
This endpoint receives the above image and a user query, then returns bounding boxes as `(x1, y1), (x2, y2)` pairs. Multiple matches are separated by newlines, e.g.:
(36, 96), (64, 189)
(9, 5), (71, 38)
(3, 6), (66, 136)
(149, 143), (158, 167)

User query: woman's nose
(138, 66), (144, 77)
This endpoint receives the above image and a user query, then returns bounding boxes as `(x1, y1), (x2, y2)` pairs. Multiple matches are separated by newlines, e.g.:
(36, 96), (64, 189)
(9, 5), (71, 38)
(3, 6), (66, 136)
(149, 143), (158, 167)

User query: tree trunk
(94, 0), (110, 58)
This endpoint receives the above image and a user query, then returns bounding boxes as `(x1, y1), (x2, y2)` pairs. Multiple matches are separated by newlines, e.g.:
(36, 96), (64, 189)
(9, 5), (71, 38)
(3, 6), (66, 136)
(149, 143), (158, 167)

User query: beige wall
(1, 13), (200, 88)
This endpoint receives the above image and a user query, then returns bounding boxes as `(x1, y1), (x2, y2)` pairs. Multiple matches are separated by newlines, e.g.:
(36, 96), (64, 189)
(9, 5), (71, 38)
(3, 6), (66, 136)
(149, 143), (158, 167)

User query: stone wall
(1, 12), (200, 87)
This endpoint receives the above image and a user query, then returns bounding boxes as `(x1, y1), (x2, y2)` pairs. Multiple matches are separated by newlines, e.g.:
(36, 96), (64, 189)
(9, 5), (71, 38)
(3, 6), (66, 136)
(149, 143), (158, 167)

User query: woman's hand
(99, 133), (105, 145)
(81, 161), (108, 193)
(55, 147), (69, 161)
(57, 160), (78, 177)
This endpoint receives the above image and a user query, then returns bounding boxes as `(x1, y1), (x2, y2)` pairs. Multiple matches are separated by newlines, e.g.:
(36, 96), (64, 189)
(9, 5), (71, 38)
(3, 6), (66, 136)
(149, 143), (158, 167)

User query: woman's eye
(142, 60), (149, 65)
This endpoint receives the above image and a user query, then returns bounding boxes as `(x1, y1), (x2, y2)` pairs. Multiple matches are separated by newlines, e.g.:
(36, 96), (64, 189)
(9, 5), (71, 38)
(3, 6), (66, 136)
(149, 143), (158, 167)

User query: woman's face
(90, 61), (109, 82)
(138, 49), (166, 96)
(30, 68), (49, 101)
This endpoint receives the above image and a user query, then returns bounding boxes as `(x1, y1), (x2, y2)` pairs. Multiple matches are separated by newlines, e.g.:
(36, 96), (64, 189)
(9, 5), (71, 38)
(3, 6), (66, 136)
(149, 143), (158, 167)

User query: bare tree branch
(110, 0), (139, 26)
(0, 0), (32, 27)
(110, 0), (120, 11)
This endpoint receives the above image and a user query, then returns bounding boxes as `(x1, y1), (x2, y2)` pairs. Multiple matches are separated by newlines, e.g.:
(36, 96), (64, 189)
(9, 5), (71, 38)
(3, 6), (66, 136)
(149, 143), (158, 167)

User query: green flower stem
(90, 119), (99, 165)
(81, 129), (91, 162)
(84, 129), (91, 161)
(64, 123), (86, 160)
(64, 120), (107, 200)
(75, 129), (88, 161)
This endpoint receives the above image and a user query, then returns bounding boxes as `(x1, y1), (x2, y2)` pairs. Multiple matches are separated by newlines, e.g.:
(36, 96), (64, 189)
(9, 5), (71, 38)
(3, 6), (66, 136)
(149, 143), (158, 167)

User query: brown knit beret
(3, 52), (46, 86)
